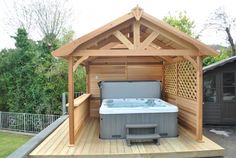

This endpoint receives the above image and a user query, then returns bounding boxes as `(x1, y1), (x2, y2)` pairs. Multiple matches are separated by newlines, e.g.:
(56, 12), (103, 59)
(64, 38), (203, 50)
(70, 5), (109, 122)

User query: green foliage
(203, 48), (230, 66)
(163, 11), (196, 37)
(163, 12), (230, 66)
(0, 28), (85, 114)
(11, 28), (31, 50)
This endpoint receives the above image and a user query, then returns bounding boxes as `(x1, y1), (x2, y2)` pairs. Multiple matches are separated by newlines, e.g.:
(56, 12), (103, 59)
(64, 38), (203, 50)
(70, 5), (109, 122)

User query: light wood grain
(196, 56), (203, 141)
(68, 56), (75, 145)
(113, 30), (134, 49)
(29, 118), (224, 158)
(52, 7), (218, 57)
(88, 64), (163, 112)
(72, 49), (200, 57)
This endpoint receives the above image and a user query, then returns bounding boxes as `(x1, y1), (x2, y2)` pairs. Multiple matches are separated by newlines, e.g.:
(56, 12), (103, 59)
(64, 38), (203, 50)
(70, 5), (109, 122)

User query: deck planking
(29, 118), (224, 158)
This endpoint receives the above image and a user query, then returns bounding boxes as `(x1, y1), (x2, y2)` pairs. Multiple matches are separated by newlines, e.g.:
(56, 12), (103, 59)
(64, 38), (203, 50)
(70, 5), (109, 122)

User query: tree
(203, 48), (229, 66)
(32, 0), (72, 38)
(163, 11), (197, 38)
(0, 27), (85, 114)
(4, 0), (72, 39)
(11, 28), (35, 51)
(204, 7), (236, 56)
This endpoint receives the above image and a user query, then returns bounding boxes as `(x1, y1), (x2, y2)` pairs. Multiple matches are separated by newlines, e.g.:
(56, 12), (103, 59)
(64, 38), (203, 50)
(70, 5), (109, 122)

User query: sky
(0, 0), (235, 50)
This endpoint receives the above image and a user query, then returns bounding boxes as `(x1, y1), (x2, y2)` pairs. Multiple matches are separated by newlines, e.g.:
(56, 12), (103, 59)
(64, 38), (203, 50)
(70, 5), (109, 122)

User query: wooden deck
(29, 118), (224, 158)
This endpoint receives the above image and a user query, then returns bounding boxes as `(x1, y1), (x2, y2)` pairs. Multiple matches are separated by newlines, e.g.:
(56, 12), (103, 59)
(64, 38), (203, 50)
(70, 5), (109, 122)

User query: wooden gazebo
(52, 6), (218, 146)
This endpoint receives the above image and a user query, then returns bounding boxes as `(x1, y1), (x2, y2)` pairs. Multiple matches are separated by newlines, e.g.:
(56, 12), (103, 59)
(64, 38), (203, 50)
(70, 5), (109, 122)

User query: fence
(62, 92), (83, 115)
(0, 111), (60, 133)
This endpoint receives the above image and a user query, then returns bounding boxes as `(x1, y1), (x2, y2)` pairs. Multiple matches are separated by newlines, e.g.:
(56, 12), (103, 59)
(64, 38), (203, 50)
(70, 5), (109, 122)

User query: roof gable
(52, 6), (218, 57)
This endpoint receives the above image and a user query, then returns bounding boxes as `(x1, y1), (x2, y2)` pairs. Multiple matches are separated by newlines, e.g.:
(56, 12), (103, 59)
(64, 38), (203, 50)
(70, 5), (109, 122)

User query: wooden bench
(125, 124), (161, 146)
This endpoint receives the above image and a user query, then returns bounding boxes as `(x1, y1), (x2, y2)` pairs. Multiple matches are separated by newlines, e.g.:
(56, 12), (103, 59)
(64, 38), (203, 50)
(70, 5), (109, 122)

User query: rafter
(73, 56), (89, 72)
(138, 31), (159, 49)
(165, 41), (173, 46)
(111, 43), (128, 49)
(141, 19), (198, 50)
(149, 43), (161, 49)
(100, 42), (120, 49)
(72, 49), (200, 57)
(141, 32), (173, 49)
(113, 30), (134, 49)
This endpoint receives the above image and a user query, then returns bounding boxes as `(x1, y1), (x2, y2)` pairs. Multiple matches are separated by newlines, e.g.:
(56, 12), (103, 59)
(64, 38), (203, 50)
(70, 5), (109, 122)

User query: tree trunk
(225, 27), (236, 56)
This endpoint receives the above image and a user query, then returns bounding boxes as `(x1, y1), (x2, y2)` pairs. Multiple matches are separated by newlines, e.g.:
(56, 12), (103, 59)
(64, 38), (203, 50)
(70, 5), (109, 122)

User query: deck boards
(29, 118), (224, 158)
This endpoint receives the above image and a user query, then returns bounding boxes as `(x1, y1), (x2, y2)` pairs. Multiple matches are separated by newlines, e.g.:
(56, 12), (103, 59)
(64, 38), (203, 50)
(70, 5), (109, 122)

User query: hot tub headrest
(98, 80), (161, 100)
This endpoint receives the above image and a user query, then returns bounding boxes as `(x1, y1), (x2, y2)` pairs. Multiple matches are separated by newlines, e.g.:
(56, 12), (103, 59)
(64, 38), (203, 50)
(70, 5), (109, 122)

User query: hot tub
(100, 98), (178, 139)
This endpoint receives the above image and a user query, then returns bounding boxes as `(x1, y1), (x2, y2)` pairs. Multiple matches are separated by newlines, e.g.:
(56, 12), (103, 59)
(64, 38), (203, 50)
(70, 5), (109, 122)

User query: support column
(196, 56), (203, 141)
(85, 63), (90, 94)
(68, 56), (75, 145)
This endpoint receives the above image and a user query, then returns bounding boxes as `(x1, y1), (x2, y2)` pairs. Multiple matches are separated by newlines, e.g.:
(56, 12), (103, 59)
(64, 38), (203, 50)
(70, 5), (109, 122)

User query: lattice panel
(164, 64), (177, 95)
(178, 61), (197, 100)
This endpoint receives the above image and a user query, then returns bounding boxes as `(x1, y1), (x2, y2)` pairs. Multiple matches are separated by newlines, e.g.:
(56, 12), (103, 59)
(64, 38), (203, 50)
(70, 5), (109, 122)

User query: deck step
(126, 123), (160, 146)
(126, 134), (161, 146)
(126, 134), (161, 140)
(125, 123), (158, 128)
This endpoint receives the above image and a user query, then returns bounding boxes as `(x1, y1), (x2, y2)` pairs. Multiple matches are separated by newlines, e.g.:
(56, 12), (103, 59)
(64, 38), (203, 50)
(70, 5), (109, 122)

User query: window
(223, 72), (236, 101)
(204, 75), (216, 102)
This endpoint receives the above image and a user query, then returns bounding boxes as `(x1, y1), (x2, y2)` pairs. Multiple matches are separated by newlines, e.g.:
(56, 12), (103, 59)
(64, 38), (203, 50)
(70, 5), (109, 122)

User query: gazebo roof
(52, 6), (218, 58)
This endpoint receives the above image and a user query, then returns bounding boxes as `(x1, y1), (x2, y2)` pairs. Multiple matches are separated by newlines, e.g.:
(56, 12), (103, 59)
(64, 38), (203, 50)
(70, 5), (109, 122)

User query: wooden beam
(138, 32), (159, 49)
(113, 30), (134, 49)
(172, 56), (185, 63)
(111, 43), (128, 49)
(87, 56), (98, 63)
(149, 43), (161, 49)
(153, 56), (164, 62)
(79, 22), (133, 50)
(142, 32), (173, 49)
(133, 21), (140, 49)
(141, 19), (198, 50)
(88, 36), (117, 49)
(72, 49), (200, 57)
(165, 41), (173, 46)
(68, 56), (75, 145)
(100, 42), (120, 49)
(85, 64), (90, 94)
(184, 56), (198, 70)
(158, 56), (173, 63)
(142, 12), (218, 56)
(73, 56), (89, 72)
(196, 56), (203, 141)
(52, 13), (135, 57)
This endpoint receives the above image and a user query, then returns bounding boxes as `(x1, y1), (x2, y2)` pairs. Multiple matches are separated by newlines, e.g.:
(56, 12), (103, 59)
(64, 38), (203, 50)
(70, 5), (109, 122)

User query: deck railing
(0, 111), (60, 133)
(62, 92), (84, 115)
(66, 93), (91, 144)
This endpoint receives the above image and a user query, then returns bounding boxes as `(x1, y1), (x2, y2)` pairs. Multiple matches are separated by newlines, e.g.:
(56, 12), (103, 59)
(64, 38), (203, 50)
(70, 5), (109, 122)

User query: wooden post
(196, 56), (203, 141)
(133, 21), (140, 49)
(85, 64), (90, 94)
(162, 61), (166, 99)
(68, 56), (75, 145)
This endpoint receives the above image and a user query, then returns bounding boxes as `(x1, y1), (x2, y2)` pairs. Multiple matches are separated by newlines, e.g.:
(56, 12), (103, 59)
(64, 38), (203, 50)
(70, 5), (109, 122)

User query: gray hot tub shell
(98, 80), (178, 139)
(100, 112), (178, 139)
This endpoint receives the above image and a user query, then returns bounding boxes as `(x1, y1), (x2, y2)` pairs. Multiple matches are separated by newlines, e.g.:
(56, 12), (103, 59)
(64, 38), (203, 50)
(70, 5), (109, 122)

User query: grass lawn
(0, 131), (32, 158)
